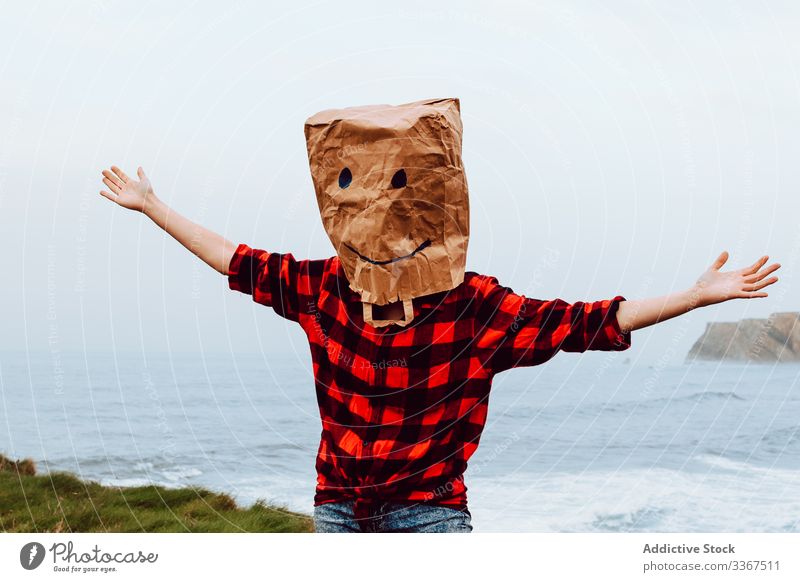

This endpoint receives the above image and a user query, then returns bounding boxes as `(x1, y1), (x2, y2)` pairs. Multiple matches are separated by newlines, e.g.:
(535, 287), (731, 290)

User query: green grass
(0, 454), (313, 532)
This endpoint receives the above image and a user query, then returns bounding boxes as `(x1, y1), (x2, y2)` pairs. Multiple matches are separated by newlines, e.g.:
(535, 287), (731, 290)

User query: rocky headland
(687, 312), (800, 362)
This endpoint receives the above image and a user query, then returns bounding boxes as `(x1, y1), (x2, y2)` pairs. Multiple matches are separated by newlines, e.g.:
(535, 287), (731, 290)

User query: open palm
(100, 165), (156, 212)
(693, 251), (780, 307)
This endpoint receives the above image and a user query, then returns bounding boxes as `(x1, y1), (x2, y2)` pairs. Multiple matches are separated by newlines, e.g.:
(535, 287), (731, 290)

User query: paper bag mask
(304, 97), (469, 325)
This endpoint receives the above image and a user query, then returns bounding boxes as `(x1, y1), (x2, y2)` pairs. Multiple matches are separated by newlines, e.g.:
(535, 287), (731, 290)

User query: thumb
(710, 250), (729, 271)
(137, 166), (147, 180)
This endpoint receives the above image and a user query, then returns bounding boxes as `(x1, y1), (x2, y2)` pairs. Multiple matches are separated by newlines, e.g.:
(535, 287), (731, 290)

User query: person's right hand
(100, 165), (157, 213)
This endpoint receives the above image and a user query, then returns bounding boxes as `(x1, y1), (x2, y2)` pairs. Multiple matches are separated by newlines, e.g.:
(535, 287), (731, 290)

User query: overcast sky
(1, 0), (798, 365)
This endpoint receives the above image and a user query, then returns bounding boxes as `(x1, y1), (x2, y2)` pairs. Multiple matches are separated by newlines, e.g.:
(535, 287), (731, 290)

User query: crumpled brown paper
(304, 98), (469, 325)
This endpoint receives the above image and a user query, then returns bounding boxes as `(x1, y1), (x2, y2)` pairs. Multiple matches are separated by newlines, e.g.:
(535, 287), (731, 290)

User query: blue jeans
(313, 500), (473, 533)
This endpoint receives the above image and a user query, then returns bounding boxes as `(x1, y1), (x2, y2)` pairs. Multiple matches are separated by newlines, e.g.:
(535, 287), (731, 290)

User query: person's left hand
(692, 251), (780, 308)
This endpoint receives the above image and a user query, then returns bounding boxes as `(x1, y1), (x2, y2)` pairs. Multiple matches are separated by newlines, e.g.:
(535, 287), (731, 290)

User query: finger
(102, 177), (122, 195)
(742, 255), (769, 276)
(740, 291), (768, 299)
(743, 276), (778, 292)
(137, 166), (147, 180)
(102, 170), (124, 189)
(744, 262), (781, 283)
(710, 251), (729, 271)
(99, 190), (117, 201)
(111, 165), (129, 183)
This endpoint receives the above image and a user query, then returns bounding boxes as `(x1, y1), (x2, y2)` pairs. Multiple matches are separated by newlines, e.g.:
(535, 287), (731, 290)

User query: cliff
(686, 312), (800, 362)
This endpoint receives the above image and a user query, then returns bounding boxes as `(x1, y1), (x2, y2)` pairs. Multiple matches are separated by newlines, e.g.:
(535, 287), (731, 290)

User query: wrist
(142, 194), (165, 219)
(685, 284), (707, 311)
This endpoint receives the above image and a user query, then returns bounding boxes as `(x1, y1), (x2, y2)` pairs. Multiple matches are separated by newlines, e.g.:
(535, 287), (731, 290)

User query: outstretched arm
(616, 252), (781, 334)
(100, 165), (238, 275)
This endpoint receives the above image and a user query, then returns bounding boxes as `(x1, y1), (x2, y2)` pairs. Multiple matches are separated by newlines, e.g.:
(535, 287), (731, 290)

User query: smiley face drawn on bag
(304, 98), (470, 312)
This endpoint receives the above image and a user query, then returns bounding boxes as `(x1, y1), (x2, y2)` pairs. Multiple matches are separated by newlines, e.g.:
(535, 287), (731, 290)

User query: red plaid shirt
(228, 243), (631, 520)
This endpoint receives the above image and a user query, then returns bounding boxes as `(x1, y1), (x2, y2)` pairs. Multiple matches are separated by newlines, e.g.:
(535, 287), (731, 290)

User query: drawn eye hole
(391, 169), (407, 188)
(338, 167), (352, 189)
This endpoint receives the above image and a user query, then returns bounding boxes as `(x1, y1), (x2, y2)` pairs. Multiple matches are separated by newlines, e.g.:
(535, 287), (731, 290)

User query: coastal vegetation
(0, 454), (312, 533)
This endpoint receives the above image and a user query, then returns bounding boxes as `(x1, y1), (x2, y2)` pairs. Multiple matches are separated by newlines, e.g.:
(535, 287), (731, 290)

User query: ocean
(2, 349), (799, 532)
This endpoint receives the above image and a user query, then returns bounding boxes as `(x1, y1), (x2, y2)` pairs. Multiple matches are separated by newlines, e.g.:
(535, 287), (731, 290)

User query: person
(99, 101), (779, 533)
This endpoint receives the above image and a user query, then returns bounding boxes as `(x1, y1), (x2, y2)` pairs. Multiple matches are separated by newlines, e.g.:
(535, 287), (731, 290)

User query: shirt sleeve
(471, 274), (631, 373)
(227, 243), (326, 323)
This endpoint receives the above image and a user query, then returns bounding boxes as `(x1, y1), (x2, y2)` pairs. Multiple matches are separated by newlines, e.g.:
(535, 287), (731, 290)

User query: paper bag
(304, 97), (470, 321)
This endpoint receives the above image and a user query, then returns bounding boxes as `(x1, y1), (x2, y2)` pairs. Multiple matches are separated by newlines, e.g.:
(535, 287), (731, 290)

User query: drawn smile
(345, 239), (432, 265)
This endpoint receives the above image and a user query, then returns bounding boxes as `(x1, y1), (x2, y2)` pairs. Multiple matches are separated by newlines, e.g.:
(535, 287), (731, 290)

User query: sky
(1, 0), (799, 365)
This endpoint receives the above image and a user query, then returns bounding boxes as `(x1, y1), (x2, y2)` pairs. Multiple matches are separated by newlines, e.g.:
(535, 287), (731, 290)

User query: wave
(677, 390), (745, 402)
(635, 391), (747, 409)
(693, 453), (770, 473)
(467, 462), (800, 532)
(608, 390), (746, 413)
(160, 466), (203, 481)
(36, 455), (205, 489)
(498, 391), (747, 420)
(100, 476), (158, 488)
(760, 425), (800, 445)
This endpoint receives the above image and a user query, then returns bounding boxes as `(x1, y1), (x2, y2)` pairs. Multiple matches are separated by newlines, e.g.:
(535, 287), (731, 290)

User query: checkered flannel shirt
(228, 243), (631, 521)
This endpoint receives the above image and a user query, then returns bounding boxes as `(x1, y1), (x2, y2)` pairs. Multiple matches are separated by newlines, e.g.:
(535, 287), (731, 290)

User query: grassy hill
(0, 454), (313, 533)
